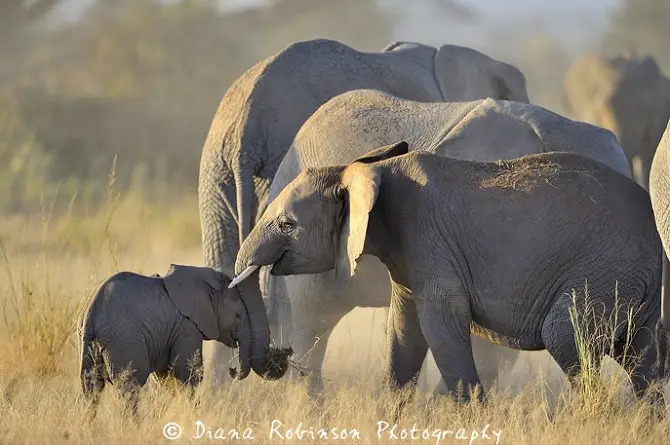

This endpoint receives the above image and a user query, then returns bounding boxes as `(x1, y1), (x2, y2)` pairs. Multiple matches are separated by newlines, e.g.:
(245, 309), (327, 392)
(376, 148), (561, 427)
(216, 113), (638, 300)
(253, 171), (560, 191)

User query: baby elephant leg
(105, 348), (150, 418)
(170, 334), (204, 400)
(415, 279), (483, 404)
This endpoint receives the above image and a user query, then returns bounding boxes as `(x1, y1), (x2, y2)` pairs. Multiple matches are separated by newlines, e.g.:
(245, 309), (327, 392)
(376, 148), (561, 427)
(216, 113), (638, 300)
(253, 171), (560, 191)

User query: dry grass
(1, 195), (669, 444)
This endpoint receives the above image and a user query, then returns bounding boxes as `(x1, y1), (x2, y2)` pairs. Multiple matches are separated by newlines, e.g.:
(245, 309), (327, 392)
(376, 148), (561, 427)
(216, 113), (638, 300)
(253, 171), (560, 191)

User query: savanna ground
(1, 181), (669, 445)
(2, 1), (670, 444)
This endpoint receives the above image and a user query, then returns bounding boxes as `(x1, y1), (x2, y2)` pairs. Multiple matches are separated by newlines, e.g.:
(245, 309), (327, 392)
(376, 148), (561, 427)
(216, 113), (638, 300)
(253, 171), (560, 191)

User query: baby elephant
(79, 264), (264, 414)
(232, 141), (668, 406)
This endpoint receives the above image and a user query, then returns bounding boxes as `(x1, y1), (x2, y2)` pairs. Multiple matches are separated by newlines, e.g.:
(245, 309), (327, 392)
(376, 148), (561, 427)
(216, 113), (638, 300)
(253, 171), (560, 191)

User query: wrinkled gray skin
(564, 52), (670, 190)
(79, 264), (264, 416)
(234, 142), (666, 405)
(648, 119), (670, 375)
(199, 38), (529, 381)
(261, 89), (632, 394)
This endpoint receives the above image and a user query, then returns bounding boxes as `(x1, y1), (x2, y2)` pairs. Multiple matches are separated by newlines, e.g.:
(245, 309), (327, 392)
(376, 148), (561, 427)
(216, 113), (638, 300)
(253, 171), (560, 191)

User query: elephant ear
(434, 44), (528, 103)
(163, 264), (222, 340)
(351, 141), (409, 165)
(334, 162), (382, 282)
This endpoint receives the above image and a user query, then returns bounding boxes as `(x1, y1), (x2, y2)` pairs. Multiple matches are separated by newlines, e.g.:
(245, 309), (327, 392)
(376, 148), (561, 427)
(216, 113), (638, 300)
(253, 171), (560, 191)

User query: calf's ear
(163, 264), (222, 340)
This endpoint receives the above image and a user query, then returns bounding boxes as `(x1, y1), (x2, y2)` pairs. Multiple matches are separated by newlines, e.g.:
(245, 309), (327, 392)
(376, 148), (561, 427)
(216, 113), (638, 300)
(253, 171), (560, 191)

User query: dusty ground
(1, 199), (669, 444)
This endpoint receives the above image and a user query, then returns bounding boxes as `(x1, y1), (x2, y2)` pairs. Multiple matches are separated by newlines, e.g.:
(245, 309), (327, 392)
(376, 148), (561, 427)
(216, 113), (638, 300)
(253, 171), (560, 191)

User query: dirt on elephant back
(479, 156), (565, 192)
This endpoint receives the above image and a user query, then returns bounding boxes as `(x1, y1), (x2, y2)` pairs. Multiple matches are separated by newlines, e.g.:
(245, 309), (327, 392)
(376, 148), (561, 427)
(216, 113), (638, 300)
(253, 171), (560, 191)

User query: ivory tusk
(228, 265), (260, 288)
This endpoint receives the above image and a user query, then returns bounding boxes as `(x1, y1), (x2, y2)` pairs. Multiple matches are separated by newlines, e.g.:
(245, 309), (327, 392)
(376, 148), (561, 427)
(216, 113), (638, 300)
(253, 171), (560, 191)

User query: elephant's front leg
(384, 285), (429, 389)
(384, 284), (429, 421)
(171, 333), (204, 404)
(415, 279), (483, 403)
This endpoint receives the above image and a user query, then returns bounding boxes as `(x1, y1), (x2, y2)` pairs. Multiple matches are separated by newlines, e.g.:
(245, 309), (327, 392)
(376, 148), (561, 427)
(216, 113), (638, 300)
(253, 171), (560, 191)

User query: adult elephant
(563, 52), (670, 190)
(252, 89), (631, 393)
(233, 142), (665, 404)
(198, 38), (529, 381)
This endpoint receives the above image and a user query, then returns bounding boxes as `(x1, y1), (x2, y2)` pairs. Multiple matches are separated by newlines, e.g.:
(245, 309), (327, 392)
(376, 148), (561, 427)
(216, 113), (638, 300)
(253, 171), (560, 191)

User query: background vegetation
(1, 0), (669, 443)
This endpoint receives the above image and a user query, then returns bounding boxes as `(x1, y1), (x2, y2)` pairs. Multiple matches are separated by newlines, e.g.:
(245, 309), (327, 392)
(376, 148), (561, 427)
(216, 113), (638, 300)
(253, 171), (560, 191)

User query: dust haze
(1, 0), (669, 432)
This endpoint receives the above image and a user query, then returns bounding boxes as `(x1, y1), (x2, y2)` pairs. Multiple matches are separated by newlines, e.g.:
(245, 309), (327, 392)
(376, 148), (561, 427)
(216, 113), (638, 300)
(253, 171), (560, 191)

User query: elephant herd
(81, 38), (670, 410)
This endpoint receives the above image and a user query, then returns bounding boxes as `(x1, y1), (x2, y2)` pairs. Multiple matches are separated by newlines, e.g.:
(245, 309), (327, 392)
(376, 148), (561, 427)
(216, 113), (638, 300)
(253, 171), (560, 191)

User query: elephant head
(564, 53), (670, 190)
(432, 44), (529, 103)
(163, 264), (285, 380)
(230, 141), (409, 288)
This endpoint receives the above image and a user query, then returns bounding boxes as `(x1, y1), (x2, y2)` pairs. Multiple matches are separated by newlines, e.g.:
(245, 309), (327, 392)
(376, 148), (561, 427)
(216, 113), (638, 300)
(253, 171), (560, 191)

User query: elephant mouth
(268, 251), (290, 275)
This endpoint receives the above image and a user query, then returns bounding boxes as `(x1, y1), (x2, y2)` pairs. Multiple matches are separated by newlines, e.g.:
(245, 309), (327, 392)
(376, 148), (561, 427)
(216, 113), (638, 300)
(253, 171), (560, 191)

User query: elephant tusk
(228, 265), (260, 288)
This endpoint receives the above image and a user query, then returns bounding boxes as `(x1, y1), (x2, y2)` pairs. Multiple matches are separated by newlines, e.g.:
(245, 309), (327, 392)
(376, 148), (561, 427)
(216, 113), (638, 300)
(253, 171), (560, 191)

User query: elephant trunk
(230, 294), (252, 380)
(236, 275), (271, 377)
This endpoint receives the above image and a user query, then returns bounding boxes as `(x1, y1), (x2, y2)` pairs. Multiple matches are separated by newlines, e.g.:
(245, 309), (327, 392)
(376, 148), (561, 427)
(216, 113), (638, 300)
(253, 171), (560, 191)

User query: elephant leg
(413, 279), (482, 403)
(285, 274), (351, 395)
(384, 284), (429, 421)
(611, 314), (665, 402)
(104, 347), (150, 418)
(541, 285), (607, 390)
(384, 286), (429, 389)
(170, 337), (204, 395)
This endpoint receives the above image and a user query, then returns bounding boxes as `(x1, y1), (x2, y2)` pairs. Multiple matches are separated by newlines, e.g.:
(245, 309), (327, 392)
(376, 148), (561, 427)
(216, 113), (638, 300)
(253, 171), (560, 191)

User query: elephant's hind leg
(104, 347), (150, 418)
(540, 283), (611, 389)
(611, 313), (665, 402)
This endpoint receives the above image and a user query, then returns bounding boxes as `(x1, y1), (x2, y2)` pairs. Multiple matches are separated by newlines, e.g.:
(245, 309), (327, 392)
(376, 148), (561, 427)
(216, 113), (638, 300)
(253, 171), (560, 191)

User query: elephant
(258, 88), (632, 394)
(231, 141), (667, 405)
(648, 119), (670, 373)
(563, 52), (670, 190)
(78, 264), (290, 415)
(198, 37), (529, 381)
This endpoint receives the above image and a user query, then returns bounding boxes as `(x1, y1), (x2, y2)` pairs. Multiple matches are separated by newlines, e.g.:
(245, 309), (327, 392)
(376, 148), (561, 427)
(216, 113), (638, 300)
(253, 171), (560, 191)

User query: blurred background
(1, 0), (668, 215)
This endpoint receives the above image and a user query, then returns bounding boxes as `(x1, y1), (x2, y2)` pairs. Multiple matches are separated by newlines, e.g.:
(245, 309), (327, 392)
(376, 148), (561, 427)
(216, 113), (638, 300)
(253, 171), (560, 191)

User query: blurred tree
(224, 0), (395, 55)
(0, 0), (61, 37)
(0, 0), (64, 85)
(1, 0), (483, 212)
(602, 0), (670, 72)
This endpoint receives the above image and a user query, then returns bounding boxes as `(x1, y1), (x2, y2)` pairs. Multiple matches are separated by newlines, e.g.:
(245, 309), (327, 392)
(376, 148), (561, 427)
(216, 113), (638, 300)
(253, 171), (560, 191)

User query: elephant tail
(79, 314), (107, 402)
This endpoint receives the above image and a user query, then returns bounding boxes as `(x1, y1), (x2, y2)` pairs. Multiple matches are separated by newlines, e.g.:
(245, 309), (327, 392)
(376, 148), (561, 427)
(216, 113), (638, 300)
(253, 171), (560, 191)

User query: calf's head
(163, 264), (291, 381)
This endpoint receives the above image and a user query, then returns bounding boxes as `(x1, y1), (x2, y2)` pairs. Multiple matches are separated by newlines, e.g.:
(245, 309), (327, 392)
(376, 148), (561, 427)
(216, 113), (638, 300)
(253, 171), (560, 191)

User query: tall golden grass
(1, 190), (669, 444)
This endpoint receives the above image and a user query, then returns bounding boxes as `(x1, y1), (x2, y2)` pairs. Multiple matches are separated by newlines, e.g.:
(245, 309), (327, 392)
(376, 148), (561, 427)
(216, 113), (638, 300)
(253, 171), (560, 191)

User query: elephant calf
(231, 141), (667, 405)
(79, 264), (291, 414)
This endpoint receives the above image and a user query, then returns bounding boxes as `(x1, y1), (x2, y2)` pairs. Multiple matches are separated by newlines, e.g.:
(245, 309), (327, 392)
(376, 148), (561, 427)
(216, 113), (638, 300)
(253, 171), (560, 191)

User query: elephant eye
(278, 220), (295, 234)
